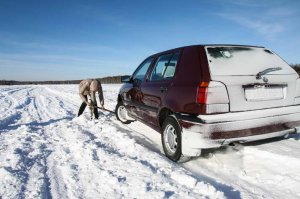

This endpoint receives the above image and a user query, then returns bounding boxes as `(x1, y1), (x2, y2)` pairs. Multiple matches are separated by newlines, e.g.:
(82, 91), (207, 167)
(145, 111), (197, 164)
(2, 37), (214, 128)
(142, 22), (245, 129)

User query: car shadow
(110, 120), (162, 154)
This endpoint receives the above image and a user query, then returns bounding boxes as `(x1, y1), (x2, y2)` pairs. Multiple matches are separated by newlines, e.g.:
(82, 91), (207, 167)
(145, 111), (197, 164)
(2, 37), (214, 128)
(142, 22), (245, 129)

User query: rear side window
(149, 52), (179, 81)
(132, 58), (153, 82)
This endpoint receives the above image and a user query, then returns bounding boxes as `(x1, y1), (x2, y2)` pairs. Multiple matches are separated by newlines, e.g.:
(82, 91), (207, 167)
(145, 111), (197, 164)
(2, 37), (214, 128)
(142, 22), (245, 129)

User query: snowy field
(0, 84), (300, 199)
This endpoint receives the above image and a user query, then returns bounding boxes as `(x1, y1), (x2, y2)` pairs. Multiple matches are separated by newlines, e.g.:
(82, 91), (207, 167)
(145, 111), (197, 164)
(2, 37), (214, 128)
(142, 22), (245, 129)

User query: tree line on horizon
(0, 75), (125, 85)
(291, 64), (300, 74)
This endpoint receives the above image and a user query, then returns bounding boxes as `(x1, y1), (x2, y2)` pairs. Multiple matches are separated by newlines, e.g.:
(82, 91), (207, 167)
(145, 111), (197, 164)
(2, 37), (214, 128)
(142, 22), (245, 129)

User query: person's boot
(89, 100), (94, 120)
(78, 102), (87, 117)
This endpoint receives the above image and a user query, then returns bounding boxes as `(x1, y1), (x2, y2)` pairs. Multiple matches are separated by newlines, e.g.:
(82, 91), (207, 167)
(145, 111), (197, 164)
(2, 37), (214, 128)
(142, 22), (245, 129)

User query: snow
(1, 84), (300, 199)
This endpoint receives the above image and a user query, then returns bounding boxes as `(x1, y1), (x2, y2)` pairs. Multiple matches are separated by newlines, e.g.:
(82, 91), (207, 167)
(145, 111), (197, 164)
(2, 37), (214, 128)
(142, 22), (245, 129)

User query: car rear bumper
(175, 105), (300, 156)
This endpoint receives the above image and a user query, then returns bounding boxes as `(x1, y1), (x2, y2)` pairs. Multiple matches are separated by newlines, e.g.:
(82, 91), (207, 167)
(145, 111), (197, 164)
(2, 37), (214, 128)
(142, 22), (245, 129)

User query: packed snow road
(0, 85), (299, 199)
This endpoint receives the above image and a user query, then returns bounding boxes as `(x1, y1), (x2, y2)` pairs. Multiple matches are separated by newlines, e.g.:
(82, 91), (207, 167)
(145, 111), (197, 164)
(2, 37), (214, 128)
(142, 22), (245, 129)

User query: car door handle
(160, 87), (168, 92)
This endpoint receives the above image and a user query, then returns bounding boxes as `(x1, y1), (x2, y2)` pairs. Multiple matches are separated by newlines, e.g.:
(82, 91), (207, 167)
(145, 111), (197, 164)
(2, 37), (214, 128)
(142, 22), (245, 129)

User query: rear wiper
(256, 67), (282, 80)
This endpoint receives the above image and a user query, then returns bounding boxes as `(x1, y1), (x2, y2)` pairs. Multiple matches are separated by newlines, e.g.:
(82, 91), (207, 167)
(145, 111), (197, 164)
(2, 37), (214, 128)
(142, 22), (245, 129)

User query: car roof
(149, 44), (264, 58)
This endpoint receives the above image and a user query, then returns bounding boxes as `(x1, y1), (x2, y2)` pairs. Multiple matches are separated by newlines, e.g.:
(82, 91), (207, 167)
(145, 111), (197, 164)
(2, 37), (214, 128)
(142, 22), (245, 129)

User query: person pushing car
(78, 79), (104, 119)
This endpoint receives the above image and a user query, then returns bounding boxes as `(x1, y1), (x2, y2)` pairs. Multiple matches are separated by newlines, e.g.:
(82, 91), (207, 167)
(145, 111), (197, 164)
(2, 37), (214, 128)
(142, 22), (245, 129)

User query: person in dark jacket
(78, 79), (104, 119)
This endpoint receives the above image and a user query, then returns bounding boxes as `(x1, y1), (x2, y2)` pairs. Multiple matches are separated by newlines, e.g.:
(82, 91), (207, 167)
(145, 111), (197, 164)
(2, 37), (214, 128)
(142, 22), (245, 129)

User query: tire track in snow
(29, 86), (82, 199)
(0, 87), (33, 131)
(1, 86), (70, 198)
(31, 86), (86, 198)
(3, 132), (52, 199)
(0, 92), (13, 114)
(43, 86), (80, 113)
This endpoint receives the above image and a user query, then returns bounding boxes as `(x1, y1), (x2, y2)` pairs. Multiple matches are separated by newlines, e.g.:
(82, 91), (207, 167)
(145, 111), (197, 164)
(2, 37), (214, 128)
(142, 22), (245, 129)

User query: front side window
(132, 58), (153, 82)
(149, 52), (179, 81)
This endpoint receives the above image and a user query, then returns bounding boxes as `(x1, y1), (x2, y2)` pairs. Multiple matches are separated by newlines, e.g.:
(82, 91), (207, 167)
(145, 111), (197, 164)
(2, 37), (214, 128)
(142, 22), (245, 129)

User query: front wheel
(162, 116), (187, 162)
(115, 101), (132, 124)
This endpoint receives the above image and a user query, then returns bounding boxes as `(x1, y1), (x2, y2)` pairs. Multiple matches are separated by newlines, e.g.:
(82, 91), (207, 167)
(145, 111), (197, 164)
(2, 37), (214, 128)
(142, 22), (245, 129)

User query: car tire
(162, 115), (189, 162)
(115, 101), (132, 124)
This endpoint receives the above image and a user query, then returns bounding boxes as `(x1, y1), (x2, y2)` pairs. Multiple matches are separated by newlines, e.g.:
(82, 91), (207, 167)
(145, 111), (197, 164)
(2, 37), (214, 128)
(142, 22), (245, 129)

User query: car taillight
(197, 81), (229, 114)
(197, 82), (209, 104)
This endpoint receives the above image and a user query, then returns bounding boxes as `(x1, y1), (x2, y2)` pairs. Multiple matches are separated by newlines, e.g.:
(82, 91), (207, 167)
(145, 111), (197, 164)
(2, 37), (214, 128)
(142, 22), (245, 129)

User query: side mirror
(121, 75), (131, 83)
(133, 78), (142, 87)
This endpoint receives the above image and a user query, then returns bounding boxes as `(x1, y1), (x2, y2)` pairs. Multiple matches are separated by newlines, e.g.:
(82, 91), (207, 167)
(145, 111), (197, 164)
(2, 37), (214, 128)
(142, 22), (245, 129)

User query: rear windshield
(205, 46), (295, 76)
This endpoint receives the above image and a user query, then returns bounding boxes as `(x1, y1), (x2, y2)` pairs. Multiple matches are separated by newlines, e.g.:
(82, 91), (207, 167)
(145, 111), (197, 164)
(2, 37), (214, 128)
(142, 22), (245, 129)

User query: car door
(139, 52), (180, 126)
(122, 57), (154, 120)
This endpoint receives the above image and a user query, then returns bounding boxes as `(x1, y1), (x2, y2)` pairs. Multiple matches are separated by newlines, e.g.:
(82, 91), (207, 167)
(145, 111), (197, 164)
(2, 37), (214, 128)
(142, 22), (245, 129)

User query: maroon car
(115, 45), (300, 162)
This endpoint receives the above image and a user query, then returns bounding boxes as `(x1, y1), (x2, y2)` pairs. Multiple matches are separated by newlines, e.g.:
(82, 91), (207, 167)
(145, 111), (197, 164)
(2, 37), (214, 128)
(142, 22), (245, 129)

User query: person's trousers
(77, 95), (99, 119)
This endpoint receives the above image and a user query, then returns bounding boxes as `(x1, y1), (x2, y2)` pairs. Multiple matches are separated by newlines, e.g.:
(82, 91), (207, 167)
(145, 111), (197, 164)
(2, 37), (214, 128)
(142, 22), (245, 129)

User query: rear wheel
(115, 101), (132, 124)
(162, 116), (187, 162)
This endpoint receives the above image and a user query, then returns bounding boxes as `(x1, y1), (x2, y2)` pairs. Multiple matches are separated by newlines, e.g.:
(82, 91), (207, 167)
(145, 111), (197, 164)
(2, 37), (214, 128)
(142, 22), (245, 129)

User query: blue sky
(0, 0), (299, 81)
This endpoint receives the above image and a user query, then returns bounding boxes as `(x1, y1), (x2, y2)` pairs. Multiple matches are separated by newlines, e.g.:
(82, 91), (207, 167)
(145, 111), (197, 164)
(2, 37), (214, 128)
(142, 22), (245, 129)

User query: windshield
(205, 46), (295, 76)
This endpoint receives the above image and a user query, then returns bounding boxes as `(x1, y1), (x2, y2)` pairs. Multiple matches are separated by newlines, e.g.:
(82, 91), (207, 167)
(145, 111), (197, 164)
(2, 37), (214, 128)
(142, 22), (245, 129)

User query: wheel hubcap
(118, 105), (128, 122)
(164, 124), (178, 154)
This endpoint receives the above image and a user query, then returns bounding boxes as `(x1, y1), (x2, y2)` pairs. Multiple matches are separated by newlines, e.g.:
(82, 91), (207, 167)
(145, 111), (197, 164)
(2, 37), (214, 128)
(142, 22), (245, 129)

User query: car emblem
(263, 76), (268, 83)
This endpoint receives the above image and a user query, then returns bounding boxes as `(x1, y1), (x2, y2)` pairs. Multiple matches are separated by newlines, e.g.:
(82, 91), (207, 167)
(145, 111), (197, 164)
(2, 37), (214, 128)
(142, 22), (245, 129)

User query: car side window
(132, 58), (153, 82)
(149, 52), (179, 81)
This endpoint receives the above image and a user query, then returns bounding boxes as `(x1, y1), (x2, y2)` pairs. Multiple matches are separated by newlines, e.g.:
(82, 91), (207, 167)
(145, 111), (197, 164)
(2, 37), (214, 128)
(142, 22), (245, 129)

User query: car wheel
(162, 116), (187, 162)
(115, 101), (132, 124)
